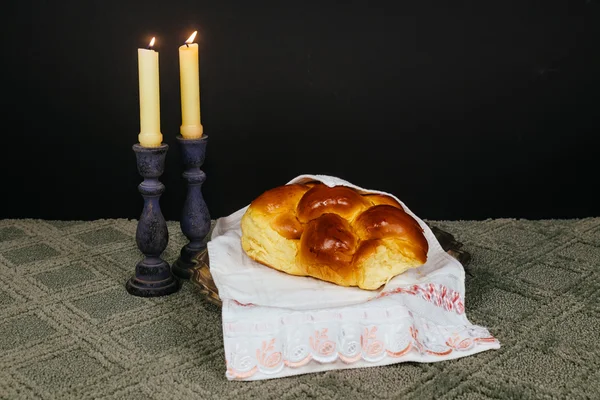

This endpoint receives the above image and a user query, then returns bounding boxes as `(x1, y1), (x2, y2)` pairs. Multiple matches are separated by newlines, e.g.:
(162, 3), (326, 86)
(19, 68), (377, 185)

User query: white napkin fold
(209, 174), (463, 311)
(207, 174), (500, 381)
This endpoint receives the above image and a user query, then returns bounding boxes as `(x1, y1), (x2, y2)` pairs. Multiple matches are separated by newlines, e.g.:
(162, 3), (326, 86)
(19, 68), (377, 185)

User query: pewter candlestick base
(126, 143), (180, 297)
(172, 135), (211, 280)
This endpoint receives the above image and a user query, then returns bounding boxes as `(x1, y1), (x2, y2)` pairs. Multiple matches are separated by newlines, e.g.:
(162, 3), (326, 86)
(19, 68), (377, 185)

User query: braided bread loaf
(240, 182), (429, 290)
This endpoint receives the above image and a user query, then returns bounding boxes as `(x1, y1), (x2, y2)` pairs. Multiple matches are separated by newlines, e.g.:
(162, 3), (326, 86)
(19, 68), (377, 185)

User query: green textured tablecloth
(0, 218), (599, 399)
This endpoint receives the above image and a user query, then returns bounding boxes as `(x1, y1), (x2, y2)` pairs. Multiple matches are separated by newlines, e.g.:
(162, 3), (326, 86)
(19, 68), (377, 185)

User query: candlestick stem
(172, 135), (211, 279)
(127, 144), (180, 297)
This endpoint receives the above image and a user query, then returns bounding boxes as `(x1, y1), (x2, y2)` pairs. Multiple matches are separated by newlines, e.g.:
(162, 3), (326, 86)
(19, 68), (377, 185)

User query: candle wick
(185, 43), (189, 47)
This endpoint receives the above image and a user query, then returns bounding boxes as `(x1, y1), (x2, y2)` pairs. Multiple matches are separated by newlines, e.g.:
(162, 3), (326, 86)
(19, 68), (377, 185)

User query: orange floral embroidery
(361, 327), (384, 357)
(386, 343), (412, 358)
(284, 355), (313, 367)
(446, 335), (474, 351)
(233, 300), (255, 307)
(227, 329), (498, 379)
(425, 348), (453, 356)
(375, 284), (465, 314)
(309, 329), (336, 357)
(474, 337), (497, 343)
(226, 360), (258, 379)
(339, 353), (363, 363)
(410, 326), (424, 353)
(256, 339), (282, 368)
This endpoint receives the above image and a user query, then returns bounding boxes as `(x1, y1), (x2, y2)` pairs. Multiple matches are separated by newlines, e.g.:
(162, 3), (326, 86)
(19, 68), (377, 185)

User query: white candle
(178, 31), (203, 139)
(138, 37), (163, 147)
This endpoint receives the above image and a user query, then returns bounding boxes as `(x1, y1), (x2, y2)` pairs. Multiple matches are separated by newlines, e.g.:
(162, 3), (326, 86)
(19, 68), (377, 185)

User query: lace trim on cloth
(375, 283), (465, 314)
(222, 287), (498, 380)
(230, 283), (465, 314)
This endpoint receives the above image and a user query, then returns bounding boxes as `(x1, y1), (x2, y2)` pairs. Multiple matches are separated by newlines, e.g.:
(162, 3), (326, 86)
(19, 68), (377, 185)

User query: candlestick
(178, 31), (203, 139)
(172, 135), (211, 279)
(138, 37), (163, 147)
(126, 144), (180, 297)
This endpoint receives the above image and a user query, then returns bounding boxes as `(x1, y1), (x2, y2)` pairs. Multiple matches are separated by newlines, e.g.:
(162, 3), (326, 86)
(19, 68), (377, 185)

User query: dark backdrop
(3, 0), (599, 221)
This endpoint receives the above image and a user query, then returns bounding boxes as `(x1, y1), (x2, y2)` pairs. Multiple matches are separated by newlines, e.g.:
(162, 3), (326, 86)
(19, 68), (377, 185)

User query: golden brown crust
(354, 205), (428, 256)
(296, 185), (370, 223)
(300, 213), (357, 266)
(249, 184), (312, 215)
(272, 214), (304, 240)
(363, 194), (404, 210)
(241, 183), (429, 290)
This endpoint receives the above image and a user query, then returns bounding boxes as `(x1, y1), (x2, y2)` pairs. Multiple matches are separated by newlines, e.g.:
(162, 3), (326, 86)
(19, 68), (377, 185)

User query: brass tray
(189, 224), (471, 307)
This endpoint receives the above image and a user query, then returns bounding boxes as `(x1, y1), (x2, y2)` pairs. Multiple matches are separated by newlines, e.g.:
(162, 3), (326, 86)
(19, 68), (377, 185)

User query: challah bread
(240, 182), (428, 290)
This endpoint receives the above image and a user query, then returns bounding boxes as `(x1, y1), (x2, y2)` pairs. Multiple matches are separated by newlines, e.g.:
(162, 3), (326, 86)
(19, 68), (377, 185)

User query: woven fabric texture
(0, 218), (599, 399)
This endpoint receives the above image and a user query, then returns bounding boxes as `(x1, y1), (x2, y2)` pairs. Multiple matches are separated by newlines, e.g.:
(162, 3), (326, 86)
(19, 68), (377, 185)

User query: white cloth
(208, 175), (500, 381)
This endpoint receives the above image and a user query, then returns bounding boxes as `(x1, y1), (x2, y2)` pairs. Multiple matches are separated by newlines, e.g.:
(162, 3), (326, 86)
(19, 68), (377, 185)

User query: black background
(3, 0), (599, 221)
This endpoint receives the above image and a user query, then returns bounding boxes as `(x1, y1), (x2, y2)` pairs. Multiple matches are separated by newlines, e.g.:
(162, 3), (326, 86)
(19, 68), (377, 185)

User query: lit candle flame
(185, 31), (197, 44)
(148, 37), (155, 48)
